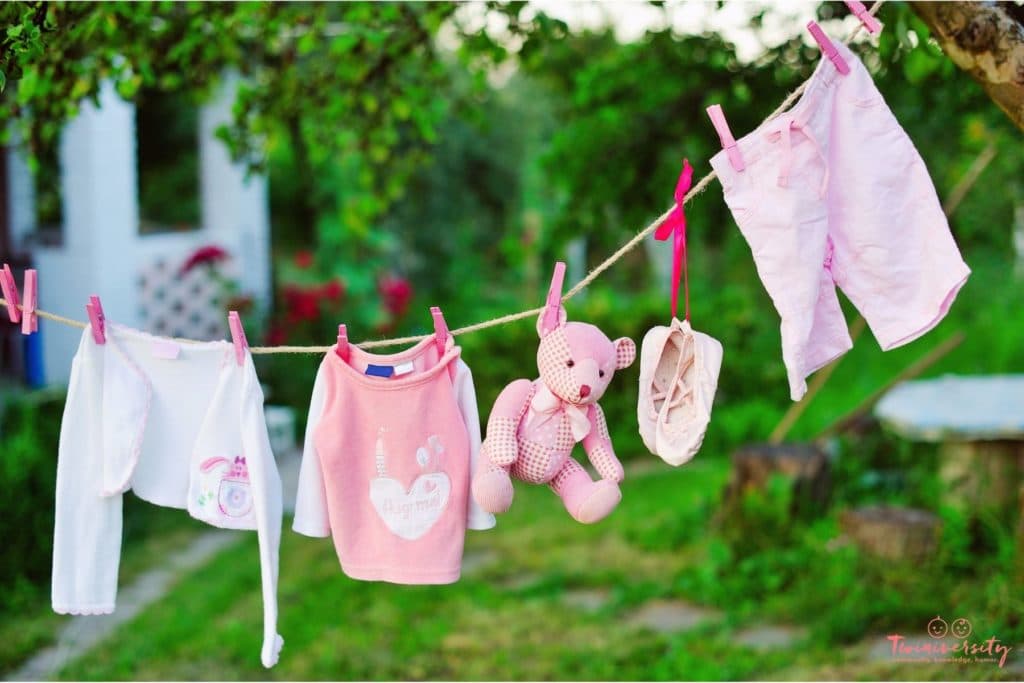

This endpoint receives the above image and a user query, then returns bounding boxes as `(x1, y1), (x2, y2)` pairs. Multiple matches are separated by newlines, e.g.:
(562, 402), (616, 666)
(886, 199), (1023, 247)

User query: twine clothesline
(0, 2), (882, 355)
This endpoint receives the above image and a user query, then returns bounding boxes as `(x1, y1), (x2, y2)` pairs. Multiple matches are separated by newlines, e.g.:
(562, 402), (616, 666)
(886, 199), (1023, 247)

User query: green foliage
(0, 2), (500, 240)
(4, 3), (1024, 678)
(136, 88), (200, 231)
(0, 394), (62, 597)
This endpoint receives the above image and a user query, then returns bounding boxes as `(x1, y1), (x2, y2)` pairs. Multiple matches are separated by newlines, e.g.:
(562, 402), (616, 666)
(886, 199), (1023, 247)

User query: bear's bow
(530, 384), (591, 441)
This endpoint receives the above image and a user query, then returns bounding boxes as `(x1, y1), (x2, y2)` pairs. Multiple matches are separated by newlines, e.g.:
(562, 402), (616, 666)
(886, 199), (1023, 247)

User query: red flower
(320, 278), (345, 302)
(294, 250), (314, 269)
(378, 275), (413, 317)
(283, 284), (320, 323)
(266, 325), (288, 345)
(180, 245), (230, 275)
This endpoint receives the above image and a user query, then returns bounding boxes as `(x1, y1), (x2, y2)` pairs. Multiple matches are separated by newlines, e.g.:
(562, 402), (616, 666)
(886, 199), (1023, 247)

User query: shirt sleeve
(454, 360), (497, 531)
(292, 359), (331, 537)
(52, 330), (123, 615)
(240, 358), (285, 668)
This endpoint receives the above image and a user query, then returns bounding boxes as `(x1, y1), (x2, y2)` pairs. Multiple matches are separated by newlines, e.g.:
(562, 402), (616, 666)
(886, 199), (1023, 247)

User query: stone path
(9, 453), (303, 681)
(9, 530), (241, 681)
(734, 624), (807, 650)
(559, 591), (808, 652)
(561, 588), (611, 613)
(460, 549), (499, 575)
(626, 599), (723, 634)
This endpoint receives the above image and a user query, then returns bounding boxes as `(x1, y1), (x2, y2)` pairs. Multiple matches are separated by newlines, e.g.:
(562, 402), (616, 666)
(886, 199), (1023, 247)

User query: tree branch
(911, 1), (1024, 131)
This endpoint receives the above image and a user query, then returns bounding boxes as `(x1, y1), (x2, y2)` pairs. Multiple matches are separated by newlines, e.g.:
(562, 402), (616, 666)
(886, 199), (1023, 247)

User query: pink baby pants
(710, 41), (970, 401)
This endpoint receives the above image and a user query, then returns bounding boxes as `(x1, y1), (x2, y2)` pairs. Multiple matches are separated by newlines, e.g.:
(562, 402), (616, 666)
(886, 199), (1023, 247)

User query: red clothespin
(430, 306), (448, 355)
(21, 269), (37, 335)
(845, 1), (882, 34)
(1, 264), (21, 324)
(86, 295), (106, 344)
(807, 21), (850, 75)
(539, 261), (567, 335)
(655, 159), (693, 322)
(336, 323), (350, 361)
(228, 310), (248, 366)
(706, 105), (745, 172)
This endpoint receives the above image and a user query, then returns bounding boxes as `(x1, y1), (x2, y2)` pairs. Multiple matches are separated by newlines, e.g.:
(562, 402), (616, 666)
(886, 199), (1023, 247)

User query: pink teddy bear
(472, 263), (636, 523)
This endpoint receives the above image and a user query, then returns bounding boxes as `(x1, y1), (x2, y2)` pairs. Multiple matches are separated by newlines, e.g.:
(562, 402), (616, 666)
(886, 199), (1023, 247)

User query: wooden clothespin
(1, 264), (21, 324)
(845, 1), (882, 34)
(228, 310), (248, 366)
(21, 269), (37, 335)
(807, 21), (850, 75)
(86, 295), (106, 344)
(430, 306), (449, 355)
(336, 323), (350, 361)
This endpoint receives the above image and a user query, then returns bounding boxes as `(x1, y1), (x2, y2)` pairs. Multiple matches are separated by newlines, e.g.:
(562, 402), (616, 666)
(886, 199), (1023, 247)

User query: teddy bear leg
(549, 458), (622, 524)
(472, 460), (515, 514)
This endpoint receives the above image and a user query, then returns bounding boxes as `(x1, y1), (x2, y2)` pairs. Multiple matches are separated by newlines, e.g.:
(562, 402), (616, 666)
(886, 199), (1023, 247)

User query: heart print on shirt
(368, 428), (452, 540)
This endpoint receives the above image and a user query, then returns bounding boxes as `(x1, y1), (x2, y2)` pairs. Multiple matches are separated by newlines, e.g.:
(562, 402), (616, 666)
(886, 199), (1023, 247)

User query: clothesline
(0, 2), (882, 354)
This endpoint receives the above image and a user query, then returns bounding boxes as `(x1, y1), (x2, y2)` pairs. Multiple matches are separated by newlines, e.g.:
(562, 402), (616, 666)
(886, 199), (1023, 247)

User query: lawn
(0, 505), (214, 675)
(53, 459), (1020, 681)
(7, 248), (1024, 681)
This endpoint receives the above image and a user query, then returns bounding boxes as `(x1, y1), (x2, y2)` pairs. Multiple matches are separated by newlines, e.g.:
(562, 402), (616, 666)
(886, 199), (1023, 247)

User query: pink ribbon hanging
(654, 159), (693, 321)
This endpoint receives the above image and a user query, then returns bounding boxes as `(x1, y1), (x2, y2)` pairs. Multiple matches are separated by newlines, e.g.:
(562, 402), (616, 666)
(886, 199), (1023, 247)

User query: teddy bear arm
(482, 379), (536, 467)
(581, 403), (624, 483)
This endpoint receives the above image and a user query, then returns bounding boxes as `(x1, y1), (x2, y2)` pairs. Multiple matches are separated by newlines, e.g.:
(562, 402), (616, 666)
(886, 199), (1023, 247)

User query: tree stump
(723, 443), (832, 518)
(1018, 483), (1024, 581)
(840, 506), (941, 562)
(874, 376), (1024, 518)
(938, 440), (1023, 515)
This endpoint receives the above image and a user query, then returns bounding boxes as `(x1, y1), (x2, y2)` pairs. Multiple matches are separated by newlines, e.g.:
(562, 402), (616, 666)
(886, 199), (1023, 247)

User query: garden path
(8, 452), (303, 681)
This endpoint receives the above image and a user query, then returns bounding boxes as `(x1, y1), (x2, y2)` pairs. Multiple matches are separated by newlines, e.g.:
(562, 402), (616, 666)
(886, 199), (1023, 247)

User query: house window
(33, 139), (62, 243)
(136, 88), (200, 234)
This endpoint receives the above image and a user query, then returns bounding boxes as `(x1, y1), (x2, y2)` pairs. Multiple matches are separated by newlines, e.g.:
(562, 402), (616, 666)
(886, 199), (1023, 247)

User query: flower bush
(266, 250), (414, 347)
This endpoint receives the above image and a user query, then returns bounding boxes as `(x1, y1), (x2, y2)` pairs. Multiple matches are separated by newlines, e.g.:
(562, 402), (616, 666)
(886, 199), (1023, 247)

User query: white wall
(5, 130), (36, 250)
(21, 75), (271, 386)
(200, 71), (271, 307)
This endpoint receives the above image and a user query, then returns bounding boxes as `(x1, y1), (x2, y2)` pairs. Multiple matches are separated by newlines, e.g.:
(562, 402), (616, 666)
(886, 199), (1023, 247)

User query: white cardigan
(52, 325), (283, 668)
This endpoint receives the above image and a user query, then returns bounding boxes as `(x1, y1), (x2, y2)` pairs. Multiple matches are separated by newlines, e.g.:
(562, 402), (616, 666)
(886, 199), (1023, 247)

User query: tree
(0, 2), (475, 241)
(911, 1), (1024, 131)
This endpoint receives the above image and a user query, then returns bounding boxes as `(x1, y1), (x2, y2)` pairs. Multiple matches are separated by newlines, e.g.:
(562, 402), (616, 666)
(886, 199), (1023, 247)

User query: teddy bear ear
(614, 337), (636, 369)
(536, 305), (567, 338)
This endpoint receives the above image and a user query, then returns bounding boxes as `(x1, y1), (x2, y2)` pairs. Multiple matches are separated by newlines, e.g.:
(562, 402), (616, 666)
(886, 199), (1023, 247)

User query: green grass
(13, 249), (1024, 680)
(53, 459), (1021, 680)
(0, 504), (212, 676)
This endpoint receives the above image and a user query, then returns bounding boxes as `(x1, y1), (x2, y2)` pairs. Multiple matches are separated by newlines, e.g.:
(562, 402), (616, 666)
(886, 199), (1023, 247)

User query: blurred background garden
(0, 1), (1022, 680)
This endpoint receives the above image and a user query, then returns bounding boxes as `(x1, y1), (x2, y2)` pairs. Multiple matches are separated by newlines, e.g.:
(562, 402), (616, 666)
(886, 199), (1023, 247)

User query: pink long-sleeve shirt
(293, 336), (494, 584)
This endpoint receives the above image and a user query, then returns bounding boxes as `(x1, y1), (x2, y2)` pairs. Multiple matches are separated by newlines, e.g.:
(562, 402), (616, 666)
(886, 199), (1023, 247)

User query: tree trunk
(911, 2), (1024, 131)
(840, 506), (941, 562)
(722, 443), (832, 518)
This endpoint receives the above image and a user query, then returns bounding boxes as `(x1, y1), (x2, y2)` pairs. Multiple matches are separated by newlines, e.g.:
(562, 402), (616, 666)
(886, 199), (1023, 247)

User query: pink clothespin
(86, 295), (106, 344)
(706, 105), (745, 172)
(654, 159), (693, 322)
(539, 261), (567, 335)
(845, 1), (882, 34)
(228, 310), (248, 366)
(430, 306), (448, 355)
(1, 264), (21, 324)
(807, 21), (850, 75)
(21, 269), (37, 335)
(336, 323), (350, 361)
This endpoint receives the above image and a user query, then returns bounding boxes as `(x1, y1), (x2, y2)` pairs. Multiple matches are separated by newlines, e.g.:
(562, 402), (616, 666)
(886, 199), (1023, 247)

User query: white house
(3, 74), (271, 385)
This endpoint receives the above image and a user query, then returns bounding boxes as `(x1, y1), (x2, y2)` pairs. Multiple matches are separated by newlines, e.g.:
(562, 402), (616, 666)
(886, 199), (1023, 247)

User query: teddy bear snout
(571, 358), (606, 403)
